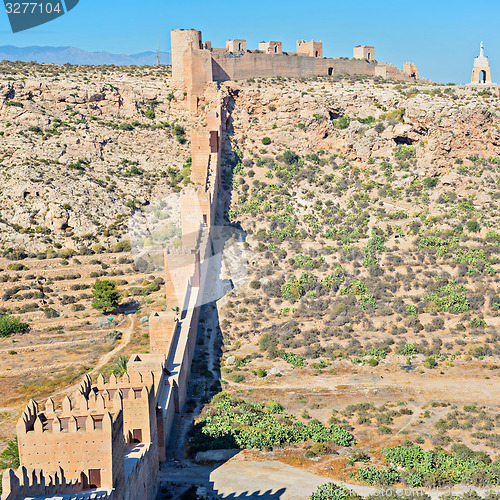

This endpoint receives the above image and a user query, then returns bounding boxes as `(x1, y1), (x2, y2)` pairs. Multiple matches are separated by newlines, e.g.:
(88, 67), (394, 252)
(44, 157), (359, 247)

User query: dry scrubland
(209, 75), (500, 486)
(0, 61), (500, 490)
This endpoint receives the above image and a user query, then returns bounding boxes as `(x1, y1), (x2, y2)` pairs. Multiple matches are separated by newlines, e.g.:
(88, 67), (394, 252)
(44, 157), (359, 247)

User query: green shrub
(470, 317), (486, 328)
(424, 356), (437, 369)
(261, 137), (271, 145)
(0, 314), (29, 337)
(7, 263), (28, 271)
(119, 123), (134, 131)
(333, 116), (351, 129)
(394, 144), (415, 163)
(189, 393), (354, 453)
(466, 220), (480, 233)
(43, 307), (60, 319)
(310, 483), (361, 500)
(356, 445), (499, 487)
(423, 177), (438, 188)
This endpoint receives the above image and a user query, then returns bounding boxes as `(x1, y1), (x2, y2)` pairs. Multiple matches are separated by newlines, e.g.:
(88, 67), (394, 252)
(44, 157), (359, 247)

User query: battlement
(18, 403), (118, 437)
(93, 371), (156, 391)
(1, 466), (106, 500)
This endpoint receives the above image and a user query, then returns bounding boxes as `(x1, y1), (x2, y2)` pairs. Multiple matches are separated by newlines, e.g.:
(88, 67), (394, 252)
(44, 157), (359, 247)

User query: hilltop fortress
(2, 28), (422, 500)
(171, 28), (421, 103)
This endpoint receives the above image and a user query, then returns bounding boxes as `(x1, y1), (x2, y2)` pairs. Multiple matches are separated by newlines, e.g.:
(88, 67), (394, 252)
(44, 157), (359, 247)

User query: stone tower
(171, 29), (202, 84)
(353, 45), (375, 61)
(297, 39), (323, 58)
(471, 41), (492, 84)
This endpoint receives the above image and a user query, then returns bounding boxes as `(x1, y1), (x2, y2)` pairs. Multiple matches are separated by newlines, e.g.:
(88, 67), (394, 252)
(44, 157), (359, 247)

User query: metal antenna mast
(156, 42), (160, 65)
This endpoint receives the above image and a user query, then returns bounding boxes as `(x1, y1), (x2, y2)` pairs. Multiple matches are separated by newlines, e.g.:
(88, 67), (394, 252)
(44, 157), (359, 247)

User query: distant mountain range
(0, 45), (171, 66)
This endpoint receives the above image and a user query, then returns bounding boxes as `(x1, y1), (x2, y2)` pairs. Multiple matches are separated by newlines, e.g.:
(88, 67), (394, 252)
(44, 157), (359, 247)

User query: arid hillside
(0, 61), (196, 253)
(207, 75), (500, 483)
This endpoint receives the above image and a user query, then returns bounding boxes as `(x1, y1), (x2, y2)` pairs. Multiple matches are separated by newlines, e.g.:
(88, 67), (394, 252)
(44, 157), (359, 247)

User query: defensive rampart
(171, 28), (422, 101)
(2, 41), (226, 500)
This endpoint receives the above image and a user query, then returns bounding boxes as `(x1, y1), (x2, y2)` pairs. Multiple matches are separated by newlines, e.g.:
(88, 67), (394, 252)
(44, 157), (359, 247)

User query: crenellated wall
(2, 45), (226, 500)
(1, 467), (111, 500)
(16, 401), (124, 492)
(171, 29), (422, 102)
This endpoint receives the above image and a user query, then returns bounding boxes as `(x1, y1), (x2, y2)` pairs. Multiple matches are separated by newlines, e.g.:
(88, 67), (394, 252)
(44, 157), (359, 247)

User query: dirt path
(160, 456), (500, 500)
(91, 314), (135, 372)
(230, 370), (500, 406)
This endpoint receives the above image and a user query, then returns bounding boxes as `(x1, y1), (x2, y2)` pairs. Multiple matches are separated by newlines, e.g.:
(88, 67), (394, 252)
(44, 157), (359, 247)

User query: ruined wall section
(172, 29), (422, 88)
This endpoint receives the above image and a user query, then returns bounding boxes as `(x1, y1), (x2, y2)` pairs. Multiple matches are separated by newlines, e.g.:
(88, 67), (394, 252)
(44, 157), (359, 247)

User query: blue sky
(1, 0), (499, 83)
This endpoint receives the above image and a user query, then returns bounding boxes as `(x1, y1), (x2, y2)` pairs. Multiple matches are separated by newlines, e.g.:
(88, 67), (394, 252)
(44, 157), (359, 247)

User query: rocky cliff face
(0, 61), (195, 253)
(225, 79), (500, 164)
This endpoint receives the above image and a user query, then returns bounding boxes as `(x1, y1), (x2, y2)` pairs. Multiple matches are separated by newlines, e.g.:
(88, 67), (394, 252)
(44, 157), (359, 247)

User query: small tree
(112, 356), (128, 375)
(91, 279), (121, 313)
(0, 314), (29, 338)
(0, 437), (20, 469)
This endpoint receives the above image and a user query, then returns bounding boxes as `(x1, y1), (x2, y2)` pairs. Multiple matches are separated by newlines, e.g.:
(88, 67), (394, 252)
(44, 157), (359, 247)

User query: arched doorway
(367, 52), (371, 60)
(315, 51), (318, 57)
(480, 70), (486, 83)
(328, 67), (333, 76)
(274, 46), (278, 53)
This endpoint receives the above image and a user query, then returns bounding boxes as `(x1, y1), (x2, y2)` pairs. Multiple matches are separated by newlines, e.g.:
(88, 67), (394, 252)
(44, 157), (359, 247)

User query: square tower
(226, 39), (247, 53)
(259, 41), (283, 54)
(353, 45), (375, 61)
(297, 39), (323, 58)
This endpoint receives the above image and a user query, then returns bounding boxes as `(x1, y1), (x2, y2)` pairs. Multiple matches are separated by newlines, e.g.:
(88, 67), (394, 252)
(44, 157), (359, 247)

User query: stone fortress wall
(2, 29), (226, 500)
(171, 28), (423, 95)
(2, 26), (422, 500)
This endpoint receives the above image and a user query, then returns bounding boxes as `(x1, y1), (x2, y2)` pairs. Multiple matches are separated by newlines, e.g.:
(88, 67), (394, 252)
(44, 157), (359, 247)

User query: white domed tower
(471, 41), (492, 84)
(171, 29), (202, 84)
